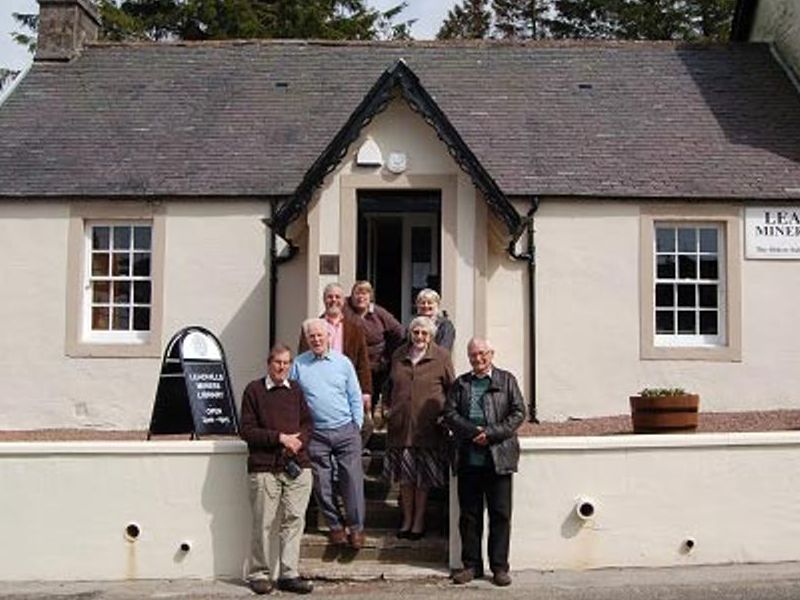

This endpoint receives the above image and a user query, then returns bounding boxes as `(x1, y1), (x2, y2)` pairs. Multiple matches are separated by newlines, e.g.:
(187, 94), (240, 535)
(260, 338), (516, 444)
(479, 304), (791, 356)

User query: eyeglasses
(468, 350), (492, 359)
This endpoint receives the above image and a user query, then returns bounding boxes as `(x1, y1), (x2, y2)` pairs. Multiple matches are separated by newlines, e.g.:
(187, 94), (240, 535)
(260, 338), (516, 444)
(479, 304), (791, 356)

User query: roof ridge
(84, 38), (741, 51)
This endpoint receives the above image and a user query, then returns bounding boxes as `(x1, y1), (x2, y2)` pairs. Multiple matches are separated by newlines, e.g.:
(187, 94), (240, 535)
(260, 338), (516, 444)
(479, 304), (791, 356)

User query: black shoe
(396, 529), (411, 539)
(249, 579), (274, 595)
(407, 530), (426, 541)
(277, 577), (313, 594)
(492, 570), (512, 586)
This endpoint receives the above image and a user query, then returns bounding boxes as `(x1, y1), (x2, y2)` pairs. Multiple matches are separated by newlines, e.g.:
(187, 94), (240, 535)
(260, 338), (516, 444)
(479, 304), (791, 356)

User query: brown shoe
(452, 568), (475, 584)
(348, 530), (366, 550)
(249, 579), (274, 595)
(328, 528), (347, 546)
(492, 570), (512, 587)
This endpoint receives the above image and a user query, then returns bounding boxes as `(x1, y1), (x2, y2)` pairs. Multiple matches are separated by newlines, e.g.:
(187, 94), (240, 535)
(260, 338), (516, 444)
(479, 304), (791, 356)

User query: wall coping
(2, 431), (800, 457)
(521, 431), (800, 451)
(0, 439), (248, 456)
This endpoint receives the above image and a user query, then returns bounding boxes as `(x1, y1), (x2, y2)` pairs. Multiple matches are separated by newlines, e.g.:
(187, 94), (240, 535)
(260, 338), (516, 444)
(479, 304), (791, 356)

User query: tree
(549, 0), (734, 41)
(437, 0), (491, 40)
(492, 0), (549, 40)
(11, 0), (414, 47)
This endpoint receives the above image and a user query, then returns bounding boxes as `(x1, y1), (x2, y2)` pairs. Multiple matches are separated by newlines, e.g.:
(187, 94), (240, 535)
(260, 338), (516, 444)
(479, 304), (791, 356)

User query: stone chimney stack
(35, 0), (100, 62)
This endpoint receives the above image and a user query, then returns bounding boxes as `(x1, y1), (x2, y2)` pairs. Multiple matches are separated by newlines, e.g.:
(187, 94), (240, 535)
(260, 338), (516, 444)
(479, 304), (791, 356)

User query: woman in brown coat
(383, 315), (454, 540)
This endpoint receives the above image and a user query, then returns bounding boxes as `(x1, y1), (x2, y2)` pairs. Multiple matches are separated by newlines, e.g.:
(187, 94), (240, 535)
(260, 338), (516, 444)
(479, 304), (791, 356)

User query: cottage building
(1, 0), (800, 430)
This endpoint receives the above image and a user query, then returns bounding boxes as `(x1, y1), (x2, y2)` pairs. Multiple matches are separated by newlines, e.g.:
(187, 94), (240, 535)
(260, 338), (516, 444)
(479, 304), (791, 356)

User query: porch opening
(356, 191), (441, 324)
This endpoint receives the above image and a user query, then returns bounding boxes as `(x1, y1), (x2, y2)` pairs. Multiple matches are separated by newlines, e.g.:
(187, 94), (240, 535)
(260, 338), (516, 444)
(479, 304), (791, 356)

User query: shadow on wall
(217, 274), (270, 409)
(678, 44), (800, 166)
(202, 450), (251, 579)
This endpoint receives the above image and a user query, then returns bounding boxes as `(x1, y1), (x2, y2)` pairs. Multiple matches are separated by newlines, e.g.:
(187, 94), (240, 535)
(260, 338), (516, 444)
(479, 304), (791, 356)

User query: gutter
(507, 198), (540, 423)
(265, 201), (298, 348)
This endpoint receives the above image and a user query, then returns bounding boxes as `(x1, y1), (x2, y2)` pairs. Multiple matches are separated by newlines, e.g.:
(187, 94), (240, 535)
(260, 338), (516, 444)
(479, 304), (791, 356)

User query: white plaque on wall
(745, 206), (800, 259)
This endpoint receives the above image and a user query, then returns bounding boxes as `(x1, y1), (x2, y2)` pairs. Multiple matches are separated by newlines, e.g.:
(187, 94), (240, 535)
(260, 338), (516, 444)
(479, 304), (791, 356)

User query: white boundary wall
(1, 433), (799, 580)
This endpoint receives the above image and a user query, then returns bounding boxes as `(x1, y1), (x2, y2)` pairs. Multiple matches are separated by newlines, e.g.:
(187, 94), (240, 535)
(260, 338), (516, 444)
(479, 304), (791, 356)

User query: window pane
(112, 253), (130, 276)
(678, 228), (697, 252)
(92, 227), (110, 250)
(656, 228), (675, 253)
(133, 253), (151, 277)
(699, 256), (718, 279)
(677, 310), (696, 334)
(112, 306), (130, 330)
(133, 307), (151, 331)
(92, 280), (110, 304)
(677, 284), (696, 307)
(113, 280), (130, 303)
(699, 311), (718, 335)
(656, 255), (675, 279)
(698, 284), (718, 308)
(678, 255), (697, 279)
(655, 283), (674, 307)
(699, 228), (718, 253)
(92, 307), (110, 330)
(133, 226), (151, 250)
(133, 281), (151, 304)
(113, 226), (131, 250)
(656, 310), (674, 334)
(91, 253), (110, 277)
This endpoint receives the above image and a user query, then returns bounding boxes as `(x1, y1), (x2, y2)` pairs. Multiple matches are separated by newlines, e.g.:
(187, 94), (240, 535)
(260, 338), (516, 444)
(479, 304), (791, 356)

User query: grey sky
(1, 0), (457, 73)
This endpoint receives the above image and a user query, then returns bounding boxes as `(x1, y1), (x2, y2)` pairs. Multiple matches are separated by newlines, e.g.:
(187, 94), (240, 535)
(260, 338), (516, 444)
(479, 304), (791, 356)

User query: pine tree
(492, 0), (549, 39)
(436, 0), (492, 40)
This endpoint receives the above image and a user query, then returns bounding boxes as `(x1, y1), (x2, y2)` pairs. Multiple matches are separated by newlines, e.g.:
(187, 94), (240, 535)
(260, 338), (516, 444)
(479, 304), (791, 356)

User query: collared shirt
(289, 349), (363, 430)
(325, 316), (344, 353)
(264, 374), (292, 391)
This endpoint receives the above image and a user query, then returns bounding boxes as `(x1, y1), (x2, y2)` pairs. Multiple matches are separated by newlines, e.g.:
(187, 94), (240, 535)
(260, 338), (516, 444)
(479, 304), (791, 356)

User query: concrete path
(2, 563), (800, 599)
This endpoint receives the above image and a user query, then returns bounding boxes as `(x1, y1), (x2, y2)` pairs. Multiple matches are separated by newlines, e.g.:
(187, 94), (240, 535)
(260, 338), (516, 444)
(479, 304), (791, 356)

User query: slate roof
(1, 39), (799, 200)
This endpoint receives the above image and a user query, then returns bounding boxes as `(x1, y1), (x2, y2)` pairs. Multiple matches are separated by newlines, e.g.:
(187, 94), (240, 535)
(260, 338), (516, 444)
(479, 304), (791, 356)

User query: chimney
(35, 0), (100, 62)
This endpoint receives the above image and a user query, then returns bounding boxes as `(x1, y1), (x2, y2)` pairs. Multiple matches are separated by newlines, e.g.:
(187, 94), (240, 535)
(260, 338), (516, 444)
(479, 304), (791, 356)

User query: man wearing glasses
(444, 337), (526, 587)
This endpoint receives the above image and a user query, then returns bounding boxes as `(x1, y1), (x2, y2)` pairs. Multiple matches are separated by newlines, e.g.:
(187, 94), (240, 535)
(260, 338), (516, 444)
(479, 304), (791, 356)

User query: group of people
(239, 281), (526, 595)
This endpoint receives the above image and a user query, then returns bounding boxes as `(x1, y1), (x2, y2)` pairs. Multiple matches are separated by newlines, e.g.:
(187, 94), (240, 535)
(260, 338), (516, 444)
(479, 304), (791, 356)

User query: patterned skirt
(382, 446), (449, 489)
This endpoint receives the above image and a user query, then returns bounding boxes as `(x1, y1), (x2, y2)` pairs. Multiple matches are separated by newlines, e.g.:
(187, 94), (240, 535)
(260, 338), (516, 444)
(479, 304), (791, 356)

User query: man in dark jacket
(240, 344), (314, 595)
(444, 337), (526, 587)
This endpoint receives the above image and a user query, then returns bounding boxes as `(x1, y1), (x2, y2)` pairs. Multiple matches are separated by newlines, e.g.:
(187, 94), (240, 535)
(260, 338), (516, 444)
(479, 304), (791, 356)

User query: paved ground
(2, 563), (800, 599)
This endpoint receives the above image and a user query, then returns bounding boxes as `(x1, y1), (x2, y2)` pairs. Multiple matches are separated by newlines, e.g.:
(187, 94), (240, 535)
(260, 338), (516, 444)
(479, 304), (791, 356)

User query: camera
(284, 457), (302, 479)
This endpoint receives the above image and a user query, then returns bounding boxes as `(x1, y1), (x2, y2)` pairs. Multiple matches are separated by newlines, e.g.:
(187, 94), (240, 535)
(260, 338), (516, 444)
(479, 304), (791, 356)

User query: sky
(0, 0), (457, 73)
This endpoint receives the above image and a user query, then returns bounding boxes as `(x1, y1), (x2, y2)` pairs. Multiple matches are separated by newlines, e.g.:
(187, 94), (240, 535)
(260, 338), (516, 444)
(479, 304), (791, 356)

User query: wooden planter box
(629, 394), (700, 433)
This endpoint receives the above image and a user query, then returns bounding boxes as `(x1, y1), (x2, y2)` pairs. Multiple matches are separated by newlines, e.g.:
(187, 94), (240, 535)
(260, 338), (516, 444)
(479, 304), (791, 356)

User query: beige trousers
(248, 468), (313, 581)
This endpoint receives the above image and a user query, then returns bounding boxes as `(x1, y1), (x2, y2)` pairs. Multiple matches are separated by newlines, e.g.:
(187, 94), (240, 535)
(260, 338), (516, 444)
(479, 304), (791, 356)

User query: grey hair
(467, 337), (494, 352)
(302, 317), (328, 337)
(415, 288), (441, 306)
(323, 282), (344, 297)
(268, 343), (292, 362)
(408, 315), (437, 339)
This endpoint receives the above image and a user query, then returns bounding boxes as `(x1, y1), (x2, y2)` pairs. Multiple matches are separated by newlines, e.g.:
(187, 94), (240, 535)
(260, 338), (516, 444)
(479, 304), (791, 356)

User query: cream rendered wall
(162, 201), (270, 413)
(298, 99), (480, 375)
(485, 202), (530, 398)
(0, 200), (270, 430)
(535, 199), (800, 420)
(750, 0), (800, 77)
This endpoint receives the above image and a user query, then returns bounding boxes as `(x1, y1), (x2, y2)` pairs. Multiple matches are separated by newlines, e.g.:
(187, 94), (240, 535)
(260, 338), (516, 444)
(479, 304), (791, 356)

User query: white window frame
(653, 222), (726, 348)
(66, 202), (165, 358)
(639, 204), (741, 362)
(82, 221), (153, 345)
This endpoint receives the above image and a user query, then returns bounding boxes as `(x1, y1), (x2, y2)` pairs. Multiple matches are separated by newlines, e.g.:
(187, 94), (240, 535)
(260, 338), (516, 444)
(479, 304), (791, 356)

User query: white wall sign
(745, 206), (800, 259)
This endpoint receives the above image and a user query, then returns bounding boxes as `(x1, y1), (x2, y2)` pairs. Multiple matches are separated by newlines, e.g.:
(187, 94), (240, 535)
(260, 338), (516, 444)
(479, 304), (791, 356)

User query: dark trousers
(456, 466), (513, 574)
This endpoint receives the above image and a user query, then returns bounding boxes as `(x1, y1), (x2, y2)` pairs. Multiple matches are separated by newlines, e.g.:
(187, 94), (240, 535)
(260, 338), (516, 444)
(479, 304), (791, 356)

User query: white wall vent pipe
(575, 497), (597, 521)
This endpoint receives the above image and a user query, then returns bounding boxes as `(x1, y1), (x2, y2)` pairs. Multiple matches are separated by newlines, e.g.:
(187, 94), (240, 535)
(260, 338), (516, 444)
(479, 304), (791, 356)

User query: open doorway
(356, 191), (441, 324)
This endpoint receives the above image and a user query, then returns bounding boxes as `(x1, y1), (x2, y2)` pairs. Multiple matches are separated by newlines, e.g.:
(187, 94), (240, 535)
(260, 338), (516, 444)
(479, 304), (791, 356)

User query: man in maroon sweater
(240, 344), (314, 595)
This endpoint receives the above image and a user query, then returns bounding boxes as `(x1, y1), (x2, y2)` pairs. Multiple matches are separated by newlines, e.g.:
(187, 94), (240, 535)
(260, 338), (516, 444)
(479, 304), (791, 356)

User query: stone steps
(302, 429), (450, 572)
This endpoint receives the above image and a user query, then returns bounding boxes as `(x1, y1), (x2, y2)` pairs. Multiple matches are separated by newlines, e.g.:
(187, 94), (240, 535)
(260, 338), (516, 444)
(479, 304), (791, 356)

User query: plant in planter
(629, 388), (700, 433)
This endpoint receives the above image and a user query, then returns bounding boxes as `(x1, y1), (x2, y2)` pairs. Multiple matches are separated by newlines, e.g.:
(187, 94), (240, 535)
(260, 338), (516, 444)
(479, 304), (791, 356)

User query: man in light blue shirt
(290, 318), (366, 550)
